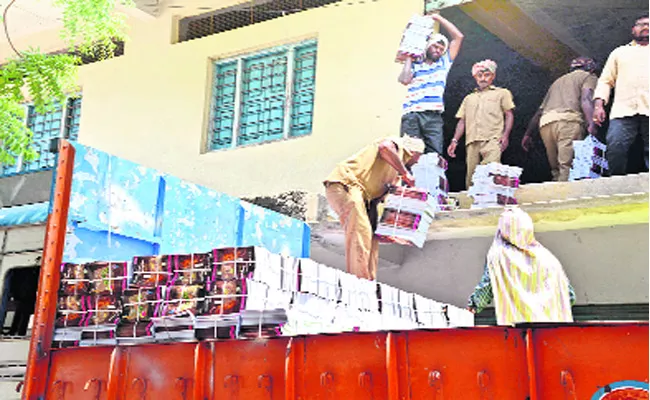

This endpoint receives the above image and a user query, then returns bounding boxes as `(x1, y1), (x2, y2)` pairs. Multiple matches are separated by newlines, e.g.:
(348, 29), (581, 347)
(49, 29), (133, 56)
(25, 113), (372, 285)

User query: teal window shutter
(239, 51), (287, 146)
(290, 42), (317, 138)
(210, 61), (238, 150)
(65, 97), (83, 141)
(1, 96), (82, 177)
(24, 103), (64, 171)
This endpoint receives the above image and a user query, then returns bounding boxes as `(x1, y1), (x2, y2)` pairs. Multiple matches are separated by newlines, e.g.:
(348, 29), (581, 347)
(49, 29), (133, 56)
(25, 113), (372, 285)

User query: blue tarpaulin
(62, 142), (310, 263)
(0, 202), (49, 227)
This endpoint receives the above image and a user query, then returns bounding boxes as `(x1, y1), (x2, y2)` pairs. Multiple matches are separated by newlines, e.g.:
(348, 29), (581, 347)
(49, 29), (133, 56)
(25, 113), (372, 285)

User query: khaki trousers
(539, 121), (584, 181)
(466, 139), (501, 188)
(325, 183), (379, 280)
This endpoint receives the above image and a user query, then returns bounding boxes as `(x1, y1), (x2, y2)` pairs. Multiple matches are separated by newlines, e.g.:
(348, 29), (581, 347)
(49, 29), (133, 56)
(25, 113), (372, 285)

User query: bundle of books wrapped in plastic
(395, 14), (434, 63)
(468, 163), (522, 209)
(375, 186), (436, 248)
(54, 262), (127, 348)
(569, 135), (608, 180)
(126, 249), (286, 343)
(412, 152), (455, 211)
(54, 246), (474, 347)
(281, 259), (474, 335)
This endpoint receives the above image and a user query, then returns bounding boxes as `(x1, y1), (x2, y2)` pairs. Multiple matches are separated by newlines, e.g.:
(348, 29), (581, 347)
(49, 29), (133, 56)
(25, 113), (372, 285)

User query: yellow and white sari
(486, 207), (573, 325)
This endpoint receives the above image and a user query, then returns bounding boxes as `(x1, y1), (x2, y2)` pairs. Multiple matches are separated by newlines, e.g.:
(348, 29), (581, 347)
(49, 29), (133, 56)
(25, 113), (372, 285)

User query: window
(209, 40), (317, 150)
(1, 97), (82, 176)
(178, 0), (340, 43)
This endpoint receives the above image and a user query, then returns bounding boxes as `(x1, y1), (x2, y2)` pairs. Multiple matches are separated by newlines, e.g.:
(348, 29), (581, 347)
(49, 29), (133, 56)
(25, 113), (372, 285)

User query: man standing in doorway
(323, 136), (425, 281)
(447, 60), (515, 189)
(399, 13), (464, 155)
(593, 14), (649, 175)
(521, 57), (599, 181)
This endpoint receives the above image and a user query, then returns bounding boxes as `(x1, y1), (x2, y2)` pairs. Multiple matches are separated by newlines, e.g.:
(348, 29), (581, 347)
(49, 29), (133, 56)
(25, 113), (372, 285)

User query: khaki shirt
(324, 138), (411, 201)
(594, 41), (649, 119)
(456, 86), (516, 144)
(539, 70), (597, 127)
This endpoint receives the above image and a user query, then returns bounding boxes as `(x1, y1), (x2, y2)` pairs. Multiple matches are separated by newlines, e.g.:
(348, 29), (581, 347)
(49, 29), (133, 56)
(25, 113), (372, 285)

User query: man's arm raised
(430, 13), (464, 61)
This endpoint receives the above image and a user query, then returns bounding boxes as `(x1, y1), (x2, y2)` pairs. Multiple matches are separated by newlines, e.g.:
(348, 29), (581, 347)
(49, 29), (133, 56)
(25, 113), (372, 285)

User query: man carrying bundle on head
(399, 13), (464, 155)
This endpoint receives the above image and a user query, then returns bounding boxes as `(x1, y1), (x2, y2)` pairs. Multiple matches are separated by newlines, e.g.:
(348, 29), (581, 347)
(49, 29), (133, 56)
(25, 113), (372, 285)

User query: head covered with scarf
(472, 59), (497, 76)
(427, 33), (449, 54)
(485, 207), (573, 325)
(569, 56), (597, 73)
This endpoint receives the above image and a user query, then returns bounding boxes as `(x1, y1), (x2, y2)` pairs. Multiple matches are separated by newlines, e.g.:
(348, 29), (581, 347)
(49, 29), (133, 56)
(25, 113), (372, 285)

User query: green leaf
(0, 0), (130, 167)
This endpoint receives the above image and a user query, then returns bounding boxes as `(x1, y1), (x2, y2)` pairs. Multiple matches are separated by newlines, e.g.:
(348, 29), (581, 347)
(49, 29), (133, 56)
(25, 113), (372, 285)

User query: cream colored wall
(65, 0), (420, 197)
(3, 0), (427, 197)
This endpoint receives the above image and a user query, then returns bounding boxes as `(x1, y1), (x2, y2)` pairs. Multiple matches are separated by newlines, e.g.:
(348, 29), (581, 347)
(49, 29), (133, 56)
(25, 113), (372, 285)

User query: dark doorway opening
(1, 267), (39, 337)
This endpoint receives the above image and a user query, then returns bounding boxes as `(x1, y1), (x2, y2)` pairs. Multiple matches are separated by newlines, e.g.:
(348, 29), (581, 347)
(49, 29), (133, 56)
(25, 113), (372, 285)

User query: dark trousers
(606, 115), (649, 175)
(400, 111), (444, 155)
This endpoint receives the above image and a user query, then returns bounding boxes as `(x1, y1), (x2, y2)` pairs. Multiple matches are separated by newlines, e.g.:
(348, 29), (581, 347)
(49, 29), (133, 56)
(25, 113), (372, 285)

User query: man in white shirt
(593, 14), (649, 175)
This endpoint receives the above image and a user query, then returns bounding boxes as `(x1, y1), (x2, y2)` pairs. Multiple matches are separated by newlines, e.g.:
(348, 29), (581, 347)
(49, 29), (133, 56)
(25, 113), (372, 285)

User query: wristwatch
(451, 138), (458, 144)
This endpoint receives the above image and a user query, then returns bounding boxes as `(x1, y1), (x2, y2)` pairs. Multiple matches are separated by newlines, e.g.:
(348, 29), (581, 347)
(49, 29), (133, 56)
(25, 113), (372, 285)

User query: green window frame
(1, 97), (82, 176)
(209, 40), (317, 150)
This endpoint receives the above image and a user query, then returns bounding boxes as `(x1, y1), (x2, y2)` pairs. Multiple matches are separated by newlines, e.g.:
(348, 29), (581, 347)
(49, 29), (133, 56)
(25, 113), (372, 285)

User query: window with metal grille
(178, 0), (340, 43)
(1, 97), (82, 176)
(209, 40), (317, 150)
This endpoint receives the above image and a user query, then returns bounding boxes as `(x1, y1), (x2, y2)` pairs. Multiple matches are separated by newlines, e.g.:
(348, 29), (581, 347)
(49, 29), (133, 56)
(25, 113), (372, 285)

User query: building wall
(5, 0), (425, 198)
(312, 222), (650, 308)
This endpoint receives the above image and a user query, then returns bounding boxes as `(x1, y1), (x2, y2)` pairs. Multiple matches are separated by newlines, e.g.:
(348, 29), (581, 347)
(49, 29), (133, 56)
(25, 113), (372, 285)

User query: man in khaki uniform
(521, 57), (598, 181)
(323, 136), (425, 280)
(447, 60), (515, 188)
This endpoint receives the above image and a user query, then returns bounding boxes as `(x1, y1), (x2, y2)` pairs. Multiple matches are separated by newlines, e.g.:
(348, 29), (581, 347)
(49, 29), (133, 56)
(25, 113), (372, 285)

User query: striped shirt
(403, 53), (453, 114)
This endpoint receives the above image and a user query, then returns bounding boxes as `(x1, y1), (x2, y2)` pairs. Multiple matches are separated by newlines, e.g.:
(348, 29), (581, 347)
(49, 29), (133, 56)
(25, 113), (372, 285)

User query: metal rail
(22, 140), (74, 399)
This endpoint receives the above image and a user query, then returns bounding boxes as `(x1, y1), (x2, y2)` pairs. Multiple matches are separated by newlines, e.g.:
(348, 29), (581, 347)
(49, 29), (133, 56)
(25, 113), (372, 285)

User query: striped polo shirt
(403, 52), (453, 114)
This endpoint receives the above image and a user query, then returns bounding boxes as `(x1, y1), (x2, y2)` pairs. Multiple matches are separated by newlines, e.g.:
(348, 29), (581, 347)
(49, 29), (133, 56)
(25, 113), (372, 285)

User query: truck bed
(41, 323), (647, 399)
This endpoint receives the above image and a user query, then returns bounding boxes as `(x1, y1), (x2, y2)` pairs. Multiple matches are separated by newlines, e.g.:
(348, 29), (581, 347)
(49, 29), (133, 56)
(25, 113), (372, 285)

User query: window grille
(65, 97), (83, 141)
(1, 97), (83, 176)
(209, 40), (317, 151)
(178, 0), (340, 43)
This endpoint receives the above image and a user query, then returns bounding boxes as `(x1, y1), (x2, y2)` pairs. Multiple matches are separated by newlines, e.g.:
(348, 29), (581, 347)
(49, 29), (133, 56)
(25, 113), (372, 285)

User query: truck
(0, 140), (647, 399)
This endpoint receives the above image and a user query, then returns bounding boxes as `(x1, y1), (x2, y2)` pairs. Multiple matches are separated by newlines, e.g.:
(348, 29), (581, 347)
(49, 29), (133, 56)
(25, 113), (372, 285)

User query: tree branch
(3, 0), (22, 57)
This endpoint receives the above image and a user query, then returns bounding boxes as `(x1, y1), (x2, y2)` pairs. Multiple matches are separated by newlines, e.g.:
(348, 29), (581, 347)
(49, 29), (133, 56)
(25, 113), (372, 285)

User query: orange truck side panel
(34, 324), (648, 399)
(46, 346), (112, 400)
(402, 328), (530, 399)
(532, 324), (649, 399)
(298, 333), (388, 399)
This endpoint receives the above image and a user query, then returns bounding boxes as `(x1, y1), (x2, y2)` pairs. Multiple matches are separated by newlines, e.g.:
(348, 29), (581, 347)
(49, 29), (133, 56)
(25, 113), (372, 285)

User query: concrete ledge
(454, 172), (649, 208)
(309, 173), (649, 240)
